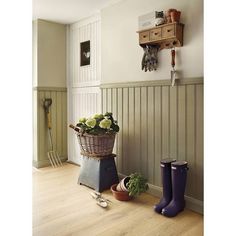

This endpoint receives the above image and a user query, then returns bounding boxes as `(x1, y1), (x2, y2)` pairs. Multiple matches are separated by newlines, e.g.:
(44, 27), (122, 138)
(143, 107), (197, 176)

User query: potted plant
(111, 173), (149, 201)
(69, 112), (119, 157)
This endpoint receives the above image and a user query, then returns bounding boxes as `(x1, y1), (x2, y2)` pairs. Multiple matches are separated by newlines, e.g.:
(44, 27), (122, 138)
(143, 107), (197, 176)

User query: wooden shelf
(137, 22), (184, 50)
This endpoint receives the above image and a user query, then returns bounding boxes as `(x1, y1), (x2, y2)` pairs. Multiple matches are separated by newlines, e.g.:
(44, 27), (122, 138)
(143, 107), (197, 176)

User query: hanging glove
(141, 45), (160, 72)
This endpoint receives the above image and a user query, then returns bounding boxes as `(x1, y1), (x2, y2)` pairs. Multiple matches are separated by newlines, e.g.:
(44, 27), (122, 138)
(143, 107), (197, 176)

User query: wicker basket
(77, 133), (116, 157)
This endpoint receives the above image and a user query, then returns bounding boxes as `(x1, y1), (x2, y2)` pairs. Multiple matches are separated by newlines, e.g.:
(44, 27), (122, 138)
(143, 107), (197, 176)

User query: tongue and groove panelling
(33, 87), (67, 168)
(101, 78), (203, 202)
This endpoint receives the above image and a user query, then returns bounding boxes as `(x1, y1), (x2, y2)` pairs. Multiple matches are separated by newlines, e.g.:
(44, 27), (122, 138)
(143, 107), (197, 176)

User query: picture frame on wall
(80, 40), (90, 66)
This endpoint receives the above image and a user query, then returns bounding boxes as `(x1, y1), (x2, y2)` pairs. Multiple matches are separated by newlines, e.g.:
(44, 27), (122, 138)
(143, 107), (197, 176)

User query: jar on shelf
(170, 10), (181, 23)
(165, 9), (177, 23)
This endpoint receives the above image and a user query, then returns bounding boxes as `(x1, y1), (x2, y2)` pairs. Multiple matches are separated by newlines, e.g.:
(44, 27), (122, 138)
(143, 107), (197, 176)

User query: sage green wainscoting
(33, 87), (68, 168)
(101, 77), (203, 214)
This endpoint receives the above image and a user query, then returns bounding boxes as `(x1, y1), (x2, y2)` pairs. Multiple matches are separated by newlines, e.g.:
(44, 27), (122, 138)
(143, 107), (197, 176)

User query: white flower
(93, 114), (104, 119)
(99, 118), (112, 129)
(79, 117), (87, 123)
(85, 118), (96, 128)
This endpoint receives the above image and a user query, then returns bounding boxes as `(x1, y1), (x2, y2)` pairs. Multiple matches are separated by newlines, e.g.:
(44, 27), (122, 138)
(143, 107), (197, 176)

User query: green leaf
(127, 173), (148, 197)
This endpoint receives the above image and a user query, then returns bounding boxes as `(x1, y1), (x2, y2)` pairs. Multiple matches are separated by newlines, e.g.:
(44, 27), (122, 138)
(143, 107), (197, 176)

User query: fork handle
(47, 112), (52, 129)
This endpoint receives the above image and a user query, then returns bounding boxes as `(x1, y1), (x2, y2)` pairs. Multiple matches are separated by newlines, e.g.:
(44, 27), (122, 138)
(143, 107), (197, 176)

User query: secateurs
(90, 191), (111, 208)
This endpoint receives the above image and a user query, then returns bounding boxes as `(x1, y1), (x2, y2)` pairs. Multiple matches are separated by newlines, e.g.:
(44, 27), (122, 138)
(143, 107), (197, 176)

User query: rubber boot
(154, 159), (176, 213)
(161, 161), (188, 217)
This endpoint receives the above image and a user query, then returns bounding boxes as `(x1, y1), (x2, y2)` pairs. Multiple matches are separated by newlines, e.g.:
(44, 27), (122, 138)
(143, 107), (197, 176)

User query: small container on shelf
(165, 9), (177, 23)
(170, 11), (181, 23)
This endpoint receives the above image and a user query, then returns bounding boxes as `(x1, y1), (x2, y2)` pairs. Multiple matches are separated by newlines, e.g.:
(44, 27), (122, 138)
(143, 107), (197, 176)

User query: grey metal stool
(78, 154), (119, 192)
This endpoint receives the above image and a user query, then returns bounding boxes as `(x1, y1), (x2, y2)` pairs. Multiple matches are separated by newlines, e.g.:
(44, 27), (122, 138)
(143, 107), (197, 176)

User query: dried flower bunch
(76, 112), (119, 135)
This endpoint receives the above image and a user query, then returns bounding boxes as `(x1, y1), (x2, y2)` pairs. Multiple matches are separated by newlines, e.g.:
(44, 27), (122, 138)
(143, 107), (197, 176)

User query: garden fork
(43, 98), (63, 168)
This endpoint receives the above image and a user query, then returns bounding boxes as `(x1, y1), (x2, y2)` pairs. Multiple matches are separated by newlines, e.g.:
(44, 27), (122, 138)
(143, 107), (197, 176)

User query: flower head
(77, 112), (119, 135)
(99, 118), (112, 129)
(85, 118), (97, 128)
(79, 117), (87, 123)
(93, 114), (104, 119)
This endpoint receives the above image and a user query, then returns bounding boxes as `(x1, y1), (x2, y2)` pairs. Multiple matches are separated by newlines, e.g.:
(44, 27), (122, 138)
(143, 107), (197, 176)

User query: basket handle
(69, 124), (80, 133)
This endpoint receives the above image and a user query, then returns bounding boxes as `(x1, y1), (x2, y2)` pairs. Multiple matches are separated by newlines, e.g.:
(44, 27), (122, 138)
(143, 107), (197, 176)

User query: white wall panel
(68, 88), (101, 165)
(67, 14), (101, 165)
(70, 14), (101, 88)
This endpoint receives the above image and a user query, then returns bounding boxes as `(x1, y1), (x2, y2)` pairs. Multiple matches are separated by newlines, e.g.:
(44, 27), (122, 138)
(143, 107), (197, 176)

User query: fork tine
(51, 152), (59, 167)
(48, 151), (63, 168)
(50, 151), (57, 167)
(48, 152), (55, 168)
(55, 152), (63, 166)
(53, 152), (60, 167)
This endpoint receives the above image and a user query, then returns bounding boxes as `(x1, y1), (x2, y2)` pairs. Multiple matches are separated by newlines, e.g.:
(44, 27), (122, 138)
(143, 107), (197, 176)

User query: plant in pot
(111, 173), (149, 201)
(69, 112), (119, 157)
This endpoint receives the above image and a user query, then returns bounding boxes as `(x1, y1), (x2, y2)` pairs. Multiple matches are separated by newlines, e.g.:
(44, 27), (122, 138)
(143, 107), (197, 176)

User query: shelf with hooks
(137, 22), (184, 50)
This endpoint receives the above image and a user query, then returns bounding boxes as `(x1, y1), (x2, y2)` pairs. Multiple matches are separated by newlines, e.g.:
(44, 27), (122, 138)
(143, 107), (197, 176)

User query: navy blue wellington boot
(154, 159), (176, 213)
(162, 161), (188, 217)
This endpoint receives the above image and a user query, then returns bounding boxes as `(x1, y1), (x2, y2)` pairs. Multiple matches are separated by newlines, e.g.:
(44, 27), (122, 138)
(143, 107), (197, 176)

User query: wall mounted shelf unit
(137, 22), (184, 50)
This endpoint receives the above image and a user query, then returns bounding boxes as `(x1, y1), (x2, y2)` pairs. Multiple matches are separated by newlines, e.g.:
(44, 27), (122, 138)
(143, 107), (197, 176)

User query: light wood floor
(33, 163), (203, 236)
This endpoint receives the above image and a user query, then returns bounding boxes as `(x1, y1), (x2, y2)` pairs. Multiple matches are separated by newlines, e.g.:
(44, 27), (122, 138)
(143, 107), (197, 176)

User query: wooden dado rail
(101, 78), (203, 214)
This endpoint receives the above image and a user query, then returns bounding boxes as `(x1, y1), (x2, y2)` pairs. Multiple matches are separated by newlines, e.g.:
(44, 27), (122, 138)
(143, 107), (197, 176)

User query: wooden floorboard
(33, 163), (203, 236)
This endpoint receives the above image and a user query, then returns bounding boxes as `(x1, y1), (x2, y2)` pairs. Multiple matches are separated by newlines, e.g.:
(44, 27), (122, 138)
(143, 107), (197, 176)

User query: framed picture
(80, 40), (90, 66)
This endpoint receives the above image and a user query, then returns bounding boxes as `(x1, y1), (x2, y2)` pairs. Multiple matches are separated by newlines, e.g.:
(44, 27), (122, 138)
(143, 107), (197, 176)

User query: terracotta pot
(111, 184), (132, 201)
(170, 11), (181, 23)
(165, 9), (177, 23)
(166, 16), (172, 24)
(116, 177), (130, 192)
(166, 9), (177, 17)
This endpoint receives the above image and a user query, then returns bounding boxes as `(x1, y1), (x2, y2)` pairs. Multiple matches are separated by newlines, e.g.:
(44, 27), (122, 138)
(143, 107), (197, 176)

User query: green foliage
(127, 173), (149, 197)
(76, 112), (119, 135)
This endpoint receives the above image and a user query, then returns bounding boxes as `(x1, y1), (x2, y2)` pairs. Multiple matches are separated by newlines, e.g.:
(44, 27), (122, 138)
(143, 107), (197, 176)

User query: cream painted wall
(37, 19), (66, 87)
(32, 21), (38, 87)
(101, 0), (203, 83)
(33, 19), (67, 167)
